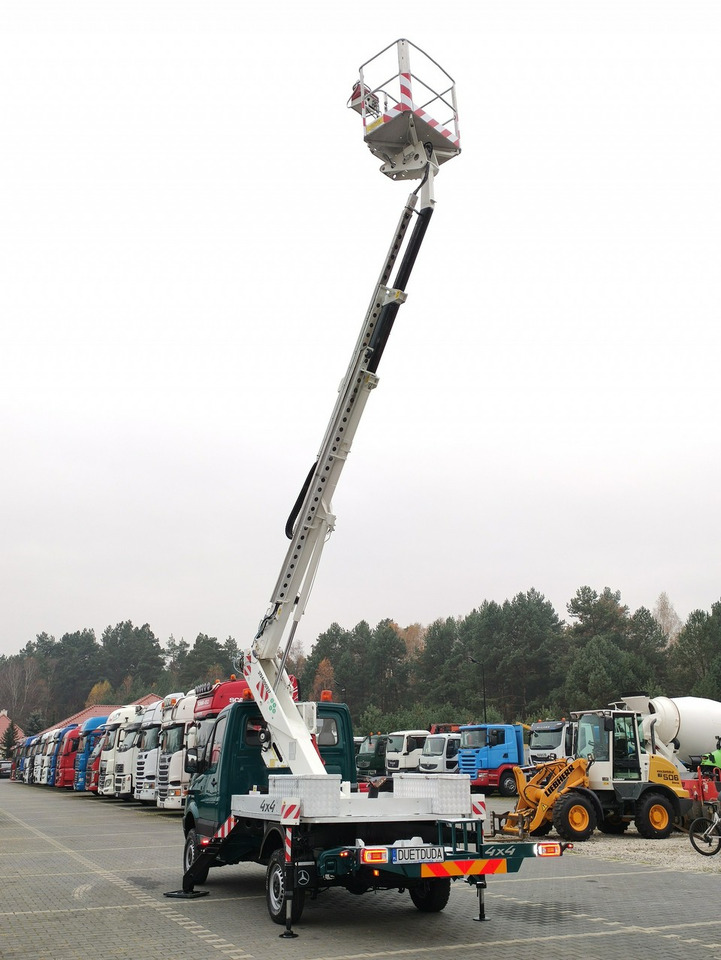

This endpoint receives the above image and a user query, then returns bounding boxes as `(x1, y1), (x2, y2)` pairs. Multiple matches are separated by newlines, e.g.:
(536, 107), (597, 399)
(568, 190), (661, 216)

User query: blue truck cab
(457, 723), (526, 796)
(74, 717), (108, 791)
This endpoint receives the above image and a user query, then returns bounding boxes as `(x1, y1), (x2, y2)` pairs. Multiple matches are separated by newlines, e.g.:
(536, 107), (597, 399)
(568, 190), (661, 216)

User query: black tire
(689, 817), (721, 856)
(498, 770), (518, 797)
(635, 792), (675, 839)
(183, 828), (210, 884)
(409, 878), (451, 913)
(598, 815), (629, 835)
(266, 849), (305, 925)
(552, 792), (597, 841)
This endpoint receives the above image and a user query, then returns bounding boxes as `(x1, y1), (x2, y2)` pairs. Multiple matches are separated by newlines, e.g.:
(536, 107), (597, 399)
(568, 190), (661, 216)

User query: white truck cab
(528, 720), (576, 765)
(419, 732), (461, 773)
(385, 730), (429, 775)
(98, 705), (144, 797)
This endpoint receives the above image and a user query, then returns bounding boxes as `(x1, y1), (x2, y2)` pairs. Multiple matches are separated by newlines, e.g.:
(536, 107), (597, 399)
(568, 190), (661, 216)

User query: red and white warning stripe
(212, 814), (236, 841)
(280, 799), (301, 825)
(472, 797), (486, 820)
(399, 71), (413, 110)
(284, 827), (293, 863)
(373, 102), (459, 149)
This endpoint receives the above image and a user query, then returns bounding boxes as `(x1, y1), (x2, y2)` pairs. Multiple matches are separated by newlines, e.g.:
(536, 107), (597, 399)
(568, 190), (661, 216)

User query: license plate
(392, 846), (445, 864)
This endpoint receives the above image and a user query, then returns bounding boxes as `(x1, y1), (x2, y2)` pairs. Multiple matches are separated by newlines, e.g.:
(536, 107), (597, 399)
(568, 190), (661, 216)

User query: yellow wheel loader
(493, 708), (692, 842)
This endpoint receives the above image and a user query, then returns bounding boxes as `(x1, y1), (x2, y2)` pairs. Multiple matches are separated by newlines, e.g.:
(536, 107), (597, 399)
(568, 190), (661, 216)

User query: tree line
(1, 587), (720, 742)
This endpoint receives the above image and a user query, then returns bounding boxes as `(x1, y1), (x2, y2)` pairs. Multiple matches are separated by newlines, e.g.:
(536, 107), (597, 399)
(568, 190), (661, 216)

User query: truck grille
(157, 754), (170, 801)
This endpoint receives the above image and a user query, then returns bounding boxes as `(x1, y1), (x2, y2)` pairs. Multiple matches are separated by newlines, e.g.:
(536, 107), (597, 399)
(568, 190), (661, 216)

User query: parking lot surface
(2, 780), (721, 960)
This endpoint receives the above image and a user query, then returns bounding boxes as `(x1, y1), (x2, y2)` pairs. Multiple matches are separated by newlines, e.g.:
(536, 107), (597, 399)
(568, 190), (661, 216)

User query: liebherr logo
(544, 763), (575, 796)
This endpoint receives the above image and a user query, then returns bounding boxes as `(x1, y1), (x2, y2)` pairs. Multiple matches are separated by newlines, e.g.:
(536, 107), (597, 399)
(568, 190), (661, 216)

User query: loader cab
(576, 710), (643, 782)
(611, 713), (642, 781)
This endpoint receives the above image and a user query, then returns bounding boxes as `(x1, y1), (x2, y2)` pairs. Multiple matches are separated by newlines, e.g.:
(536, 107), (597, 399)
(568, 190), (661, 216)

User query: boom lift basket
(348, 38), (460, 179)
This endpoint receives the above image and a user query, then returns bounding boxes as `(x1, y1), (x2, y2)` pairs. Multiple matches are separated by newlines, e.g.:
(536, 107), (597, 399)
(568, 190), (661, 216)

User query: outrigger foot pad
(164, 889), (211, 899)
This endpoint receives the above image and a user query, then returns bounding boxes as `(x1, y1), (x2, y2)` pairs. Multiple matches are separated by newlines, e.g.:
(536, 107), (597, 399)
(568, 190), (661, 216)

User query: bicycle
(688, 801), (721, 856)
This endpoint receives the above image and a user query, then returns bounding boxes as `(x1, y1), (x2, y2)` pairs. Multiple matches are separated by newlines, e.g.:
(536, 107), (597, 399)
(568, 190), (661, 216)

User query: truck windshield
(162, 725), (185, 754)
(423, 736), (446, 757)
(460, 729), (487, 749)
(196, 719), (215, 753)
(104, 729), (118, 751)
(529, 727), (563, 750)
(139, 726), (160, 751)
(118, 728), (141, 751)
(358, 735), (385, 755)
(387, 735), (406, 752)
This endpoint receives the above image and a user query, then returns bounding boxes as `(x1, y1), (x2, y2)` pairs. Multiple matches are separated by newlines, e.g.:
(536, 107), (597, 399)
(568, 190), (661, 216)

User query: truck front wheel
(635, 792), (674, 839)
(552, 792), (597, 841)
(409, 878), (451, 912)
(183, 828), (209, 884)
(498, 771), (518, 797)
(266, 849), (305, 925)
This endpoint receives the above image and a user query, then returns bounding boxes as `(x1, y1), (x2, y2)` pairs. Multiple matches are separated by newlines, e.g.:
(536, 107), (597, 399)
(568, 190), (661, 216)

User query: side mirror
(185, 748), (199, 774)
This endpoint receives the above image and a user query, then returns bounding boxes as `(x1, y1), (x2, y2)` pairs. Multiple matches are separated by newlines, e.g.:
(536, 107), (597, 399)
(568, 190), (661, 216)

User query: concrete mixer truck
(619, 696), (721, 769)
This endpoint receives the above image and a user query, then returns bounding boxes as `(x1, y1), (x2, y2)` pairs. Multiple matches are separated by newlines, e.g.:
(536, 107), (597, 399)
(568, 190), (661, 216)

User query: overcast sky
(1, 1), (719, 662)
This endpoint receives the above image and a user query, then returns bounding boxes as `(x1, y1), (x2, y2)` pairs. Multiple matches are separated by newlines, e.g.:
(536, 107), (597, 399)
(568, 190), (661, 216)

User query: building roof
(37, 694), (163, 735)
(0, 710), (25, 746)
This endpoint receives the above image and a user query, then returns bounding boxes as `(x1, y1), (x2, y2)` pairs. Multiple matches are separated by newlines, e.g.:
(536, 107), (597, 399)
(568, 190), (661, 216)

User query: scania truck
(157, 691), (197, 810)
(457, 723), (527, 796)
(135, 698), (179, 803)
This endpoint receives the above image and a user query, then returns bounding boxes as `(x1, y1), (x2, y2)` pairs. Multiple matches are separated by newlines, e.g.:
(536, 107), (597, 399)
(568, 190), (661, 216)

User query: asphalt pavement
(2, 780), (721, 960)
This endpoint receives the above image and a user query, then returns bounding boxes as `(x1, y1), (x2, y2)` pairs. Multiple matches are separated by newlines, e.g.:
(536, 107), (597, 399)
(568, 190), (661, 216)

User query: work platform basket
(349, 38), (460, 179)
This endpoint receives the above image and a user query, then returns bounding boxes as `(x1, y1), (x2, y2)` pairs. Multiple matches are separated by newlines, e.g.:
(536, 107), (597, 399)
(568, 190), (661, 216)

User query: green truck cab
(355, 733), (388, 779)
(183, 699), (356, 876)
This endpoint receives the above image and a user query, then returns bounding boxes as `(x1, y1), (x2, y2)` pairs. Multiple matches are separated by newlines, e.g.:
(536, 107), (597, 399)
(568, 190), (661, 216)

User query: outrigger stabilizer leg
(472, 877), (488, 922)
(164, 843), (222, 900)
(279, 861), (299, 940)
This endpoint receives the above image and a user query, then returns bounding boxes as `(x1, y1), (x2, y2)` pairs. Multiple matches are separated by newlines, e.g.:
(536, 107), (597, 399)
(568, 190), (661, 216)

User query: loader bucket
(501, 758), (590, 837)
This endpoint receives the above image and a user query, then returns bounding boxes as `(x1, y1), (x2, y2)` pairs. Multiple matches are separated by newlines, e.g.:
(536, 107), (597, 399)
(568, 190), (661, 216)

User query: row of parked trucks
(357, 697), (721, 818)
(355, 720), (574, 792)
(11, 678), (253, 808)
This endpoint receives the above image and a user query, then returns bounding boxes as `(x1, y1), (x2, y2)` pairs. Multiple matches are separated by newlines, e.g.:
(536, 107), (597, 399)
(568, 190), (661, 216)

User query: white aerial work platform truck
(168, 39), (567, 934)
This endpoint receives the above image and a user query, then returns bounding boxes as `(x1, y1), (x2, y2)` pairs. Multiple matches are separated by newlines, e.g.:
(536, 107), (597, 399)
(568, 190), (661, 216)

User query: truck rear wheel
(635, 792), (674, 839)
(409, 878), (451, 912)
(266, 849), (305, 925)
(552, 792), (597, 841)
(498, 771), (518, 797)
(183, 828), (210, 884)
